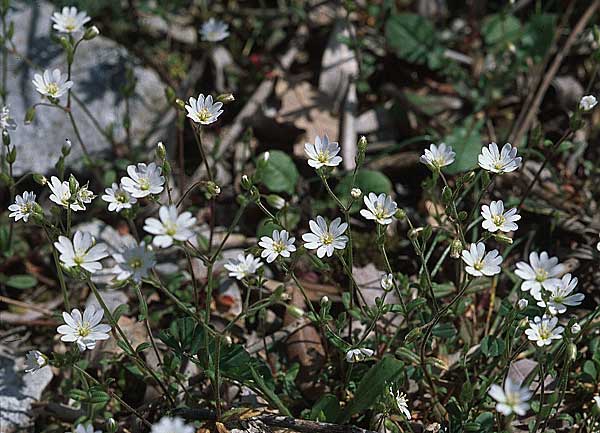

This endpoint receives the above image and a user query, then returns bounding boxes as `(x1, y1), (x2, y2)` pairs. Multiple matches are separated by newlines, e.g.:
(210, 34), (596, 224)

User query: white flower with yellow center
(515, 251), (565, 299)
(360, 192), (397, 225)
(345, 348), (374, 363)
(420, 143), (455, 170)
(461, 242), (502, 277)
(478, 142), (522, 173)
(8, 191), (37, 222)
(534, 273), (584, 315)
(304, 135), (343, 169)
(302, 216), (348, 258)
(144, 205), (196, 248)
(185, 94), (224, 125)
(488, 378), (532, 416)
(151, 417), (195, 433)
(51, 6), (91, 34)
(481, 200), (521, 233)
(32, 69), (73, 99)
(525, 315), (564, 347)
(48, 176), (84, 211)
(224, 254), (263, 280)
(54, 231), (108, 273)
(112, 240), (155, 282)
(57, 306), (111, 352)
(121, 162), (165, 198)
(258, 229), (296, 263)
(200, 18), (230, 42)
(102, 182), (137, 212)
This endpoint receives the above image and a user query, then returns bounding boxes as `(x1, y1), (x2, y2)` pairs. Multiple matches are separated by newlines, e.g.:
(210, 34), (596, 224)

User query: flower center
(116, 192), (129, 203)
(77, 323), (91, 337)
(374, 204), (387, 220)
(73, 255), (85, 266)
(492, 215), (506, 226)
(317, 151), (329, 164)
(46, 83), (59, 96)
(138, 178), (151, 191)
(272, 241), (286, 253)
(473, 260), (484, 271)
(128, 258), (143, 269)
(164, 221), (178, 236)
(321, 233), (334, 245)
(197, 108), (212, 122)
(535, 268), (548, 282)
(20, 203), (33, 214)
(494, 161), (504, 170)
(538, 325), (551, 341)
(64, 17), (77, 31)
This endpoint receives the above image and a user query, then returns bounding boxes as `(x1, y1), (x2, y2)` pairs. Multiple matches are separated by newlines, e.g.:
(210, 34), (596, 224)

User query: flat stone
(0, 354), (53, 433)
(6, 1), (173, 175)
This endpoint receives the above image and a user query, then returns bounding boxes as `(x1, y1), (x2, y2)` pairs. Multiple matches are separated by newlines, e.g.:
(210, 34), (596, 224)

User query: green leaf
(385, 13), (438, 65)
(337, 356), (403, 423)
(6, 274), (37, 289)
(335, 169), (392, 213)
(480, 335), (506, 357)
(310, 394), (341, 422)
(432, 322), (456, 338)
(256, 150), (299, 195)
(481, 14), (521, 47)
(583, 360), (597, 381)
(522, 14), (557, 60)
(442, 118), (484, 174)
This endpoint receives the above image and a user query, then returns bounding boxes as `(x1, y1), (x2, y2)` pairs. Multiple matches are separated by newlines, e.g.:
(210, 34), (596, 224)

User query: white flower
(151, 417), (195, 433)
(461, 242), (503, 277)
(185, 94), (224, 125)
(514, 251), (565, 299)
(121, 162), (165, 198)
(144, 205), (196, 248)
(48, 175), (95, 211)
(350, 188), (362, 199)
(200, 18), (229, 42)
(534, 273), (584, 315)
(360, 193), (397, 225)
(51, 6), (90, 33)
(345, 348), (374, 363)
(389, 387), (411, 419)
(32, 69), (73, 99)
(571, 323), (581, 334)
(72, 424), (101, 433)
(488, 378), (532, 416)
(580, 95), (597, 111)
(517, 298), (528, 310)
(8, 191), (36, 222)
(420, 143), (455, 169)
(112, 240), (155, 282)
(57, 306), (111, 352)
(102, 182), (137, 212)
(302, 216), (348, 258)
(481, 200), (520, 232)
(54, 231), (108, 273)
(478, 142), (522, 174)
(1, 106), (17, 130)
(381, 273), (394, 291)
(304, 135), (343, 169)
(258, 229), (296, 263)
(24, 350), (47, 373)
(525, 315), (564, 347)
(224, 253), (263, 280)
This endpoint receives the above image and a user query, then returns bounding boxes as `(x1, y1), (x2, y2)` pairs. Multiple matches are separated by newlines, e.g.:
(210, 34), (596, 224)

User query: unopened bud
(494, 233), (513, 245)
(25, 106), (35, 124)
(62, 139), (72, 156)
(286, 305), (304, 319)
(408, 227), (421, 241)
(266, 194), (285, 210)
(380, 273), (394, 291)
(517, 298), (528, 310)
(2, 130), (9, 146)
(6, 145), (16, 163)
(217, 93), (235, 104)
(175, 98), (186, 110)
(450, 239), (463, 259)
(156, 141), (166, 160)
(320, 295), (330, 305)
(106, 418), (117, 433)
(83, 25), (100, 40)
(350, 187), (362, 199)
(33, 173), (47, 185)
(570, 323), (581, 334)
(240, 174), (252, 190)
(394, 208), (406, 220)
(68, 175), (78, 194)
(205, 181), (221, 198)
(358, 135), (368, 153)
(518, 318), (529, 329)
(567, 343), (578, 361)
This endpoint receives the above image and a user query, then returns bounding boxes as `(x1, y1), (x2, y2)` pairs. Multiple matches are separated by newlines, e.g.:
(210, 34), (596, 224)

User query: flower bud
(2, 129), (9, 146)
(450, 239), (463, 259)
(570, 323), (581, 334)
(493, 233), (513, 245)
(62, 139), (72, 156)
(6, 145), (16, 163)
(83, 25), (100, 40)
(205, 181), (221, 198)
(286, 305), (304, 319)
(357, 135), (368, 154)
(68, 174), (78, 194)
(25, 106), (35, 124)
(517, 298), (528, 310)
(33, 173), (47, 185)
(266, 194), (286, 210)
(217, 93), (235, 104)
(380, 273), (394, 291)
(567, 343), (578, 361)
(350, 187), (362, 199)
(175, 98), (186, 110)
(408, 227), (421, 241)
(518, 318), (529, 329)
(320, 295), (330, 306)
(394, 208), (406, 220)
(106, 418), (118, 433)
(240, 174), (252, 190)
(579, 95), (598, 112)
(156, 141), (166, 160)
(164, 86), (176, 104)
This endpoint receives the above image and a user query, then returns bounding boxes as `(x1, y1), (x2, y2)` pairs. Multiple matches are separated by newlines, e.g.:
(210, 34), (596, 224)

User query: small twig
(0, 296), (54, 316)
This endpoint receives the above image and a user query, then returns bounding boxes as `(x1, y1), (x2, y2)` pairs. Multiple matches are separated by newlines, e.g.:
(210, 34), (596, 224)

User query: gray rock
(0, 354), (53, 432)
(6, 1), (173, 175)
